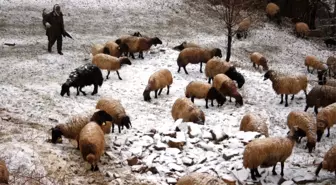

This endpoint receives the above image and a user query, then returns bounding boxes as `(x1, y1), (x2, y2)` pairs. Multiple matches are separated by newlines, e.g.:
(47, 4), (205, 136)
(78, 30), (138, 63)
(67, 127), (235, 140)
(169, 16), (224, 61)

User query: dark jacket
(43, 11), (65, 38)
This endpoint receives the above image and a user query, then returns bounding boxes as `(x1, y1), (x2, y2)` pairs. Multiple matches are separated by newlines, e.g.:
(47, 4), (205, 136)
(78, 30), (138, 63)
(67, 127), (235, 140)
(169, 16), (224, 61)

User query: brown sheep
(92, 54), (131, 80)
(240, 113), (269, 137)
(177, 173), (225, 185)
(304, 85), (336, 114)
(171, 97), (205, 125)
(0, 160), (9, 184)
(115, 36), (162, 59)
(250, 52), (269, 71)
(51, 110), (113, 149)
(316, 103), (336, 142)
(79, 121), (105, 171)
(264, 70), (308, 107)
(103, 40), (129, 57)
(236, 17), (251, 39)
(91, 44), (104, 56)
(327, 56), (336, 78)
(287, 111), (316, 153)
(266, 3), (281, 25)
(143, 69), (173, 102)
(185, 81), (226, 108)
(295, 22), (310, 38)
(315, 144), (336, 176)
(177, 47), (222, 74)
(243, 131), (299, 180)
(173, 41), (201, 51)
(304, 55), (327, 74)
(96, 97), (132, 133)
(213, 74), (243, 106)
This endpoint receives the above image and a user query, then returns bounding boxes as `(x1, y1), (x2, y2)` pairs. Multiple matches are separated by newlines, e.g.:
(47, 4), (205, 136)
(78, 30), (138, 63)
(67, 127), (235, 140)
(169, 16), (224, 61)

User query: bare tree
(205, 0), (256, 61)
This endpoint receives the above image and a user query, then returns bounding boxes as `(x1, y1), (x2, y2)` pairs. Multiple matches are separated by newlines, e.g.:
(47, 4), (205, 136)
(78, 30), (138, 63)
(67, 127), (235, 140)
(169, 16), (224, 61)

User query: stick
(4, 43), (15, 46)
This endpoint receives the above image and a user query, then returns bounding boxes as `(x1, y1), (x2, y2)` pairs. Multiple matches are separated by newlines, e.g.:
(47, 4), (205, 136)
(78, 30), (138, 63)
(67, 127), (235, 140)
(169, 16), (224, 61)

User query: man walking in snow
(42, 4), (66, 55)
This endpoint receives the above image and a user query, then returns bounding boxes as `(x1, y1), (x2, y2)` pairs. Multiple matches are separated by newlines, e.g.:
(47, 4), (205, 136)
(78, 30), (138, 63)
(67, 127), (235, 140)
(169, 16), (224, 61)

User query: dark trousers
(48, 35), (62, 52)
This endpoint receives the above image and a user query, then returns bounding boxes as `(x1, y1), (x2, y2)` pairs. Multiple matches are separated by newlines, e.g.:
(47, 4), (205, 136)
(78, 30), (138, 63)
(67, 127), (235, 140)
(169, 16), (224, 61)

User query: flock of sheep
(1, 2), (336, 185)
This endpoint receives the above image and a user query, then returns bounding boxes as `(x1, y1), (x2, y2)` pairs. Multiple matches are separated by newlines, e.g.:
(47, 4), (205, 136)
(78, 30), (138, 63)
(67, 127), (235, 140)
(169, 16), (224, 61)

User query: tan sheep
(96, 97), (132, 133)
(143, 69), (173, 101)
(79, 121), (105, 171)
(205, 58), (232, 83)
(103, 41), (122, 57)
(266, 3), (281, 24)
(327, 56), (336, 77)
(115, 36), (162, 59)
(240, 113), (269, 137)
(243, 132), (298, 180)
(316, 103), (336, 142)
(250, 52), (269, 71)
(295, 22), (310, 38)
(91, 44), (104, 56)
(264, 70), (308, 107)
(171, 97), (205, 125)
(177, 47), (222, 74)
(0, 160), (9, 184)
(177, 173), (225, 185)
(92, 53), (131, 80)
(51, 110), (113, 149)
(304, 55), (327, 74)
(185, 81), (226, 108)
(315, 144), (336, 176)
(236, 17), (251, 39)
(213, 74), (243, 106)
(287, 111), (317, 153)
(173, 41), (201, 51)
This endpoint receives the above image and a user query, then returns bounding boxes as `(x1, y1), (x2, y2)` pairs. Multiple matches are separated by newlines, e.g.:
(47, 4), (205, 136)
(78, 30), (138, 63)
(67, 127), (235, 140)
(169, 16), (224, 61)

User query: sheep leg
(327, 127), (330, 137)
(229, 97), (232, 102)
(252, 62), (256, 69)
(94, 165), (99, 171)
(315, 162), (322, 176)
(106, 71), (110, 79)
(112, 124), (115, 133)
(130, 53), (135, 59)
(177, 67), (181, 73)
(92, 84), (98, 95)
(280, 162), (285, 176)
(158, 88), (163, 95)
(77, 140), (80, 150)
(166, 85), (170, 95)
(139, 52), (144, 59)
(255, 168), (261, 177)
(199, 62), (203, 73)
(311, 68), (315, 74)
(118, 125), (121, 133)
(272, 164), (277, 175)
(191, 96), (195, 103)
(291, 94), (294, 100)
(79, 86), (86, 96)
(154, 90), (158, 98)
(314, 106), (319, 114)
(307, 66), (310, 73)
(211, 99), (214, 107)
(208, 78), (211, 84)
(304, 105), (309, 112)
(76, 87), (80, 96)
(116, 71), (122, 80)
(285, 94), (288, 107)
(280, 94), (284, 104)
(250, 169), (256, 180)
(205, 99), (209, 109)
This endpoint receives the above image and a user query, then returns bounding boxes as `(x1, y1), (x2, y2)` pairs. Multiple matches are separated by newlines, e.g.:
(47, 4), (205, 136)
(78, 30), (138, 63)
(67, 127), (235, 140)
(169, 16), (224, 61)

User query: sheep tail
(86, 154), (96, 165)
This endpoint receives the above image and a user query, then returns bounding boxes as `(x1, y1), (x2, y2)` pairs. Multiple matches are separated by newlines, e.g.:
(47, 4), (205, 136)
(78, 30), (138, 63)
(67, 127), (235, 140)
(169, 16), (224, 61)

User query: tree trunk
(308, 1), (318, 29)
(226, 26), (232, 62)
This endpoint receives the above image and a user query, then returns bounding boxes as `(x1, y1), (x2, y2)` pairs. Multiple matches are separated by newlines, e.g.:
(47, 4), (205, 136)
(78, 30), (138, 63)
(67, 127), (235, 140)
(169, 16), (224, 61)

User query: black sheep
(324, 39), (336, 48)
(225, 67), (245, 89)
(60, 63), (103, 96)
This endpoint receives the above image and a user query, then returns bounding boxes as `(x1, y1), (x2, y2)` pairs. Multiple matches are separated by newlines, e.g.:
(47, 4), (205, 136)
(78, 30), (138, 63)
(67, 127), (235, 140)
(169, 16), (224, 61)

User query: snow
(1, 0), (336, 184)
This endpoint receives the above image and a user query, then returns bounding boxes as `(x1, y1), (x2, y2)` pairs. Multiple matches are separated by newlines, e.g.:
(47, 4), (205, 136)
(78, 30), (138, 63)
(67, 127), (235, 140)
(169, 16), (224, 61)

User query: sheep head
(119, 57), (132, 66)
(118, 43), (129, 53)
(121, 116), (132, 129)
(132, 32), (142, 37)
(263, 70), (275, 81)
(173, 41), (186, 51)
(91, 110), (114, 125)
(212, 48), (222, 58)
(51, 126), (63, 144)
(317, 70), (327, 85)
(151, 37), (162, 46)
(60, 83), (70, 96)
(226, 67), (245, 88)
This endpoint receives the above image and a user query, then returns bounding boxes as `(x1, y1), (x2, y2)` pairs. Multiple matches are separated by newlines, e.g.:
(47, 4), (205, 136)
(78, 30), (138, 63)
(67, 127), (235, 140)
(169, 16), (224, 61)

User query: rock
(113, 138), (125, 147)
(168, 163), (184, 172)
(130, 146), (142, 156)
(165, 148), (182, 156)
(197, 141), (213, 151)
(210, 128), (228, 143)
(154, 141), (167, 151)
(188, 138), (200, 144)
(141, 135), (154, 148)
(106, 171), (114, 178)
(113, 173), (120, 179)
(88, 178), (95, 184)
(143, 153), (158, 166)
(188, 123), (202, 138)
(148, 166), (159, 174)
(1, 116), (11, 121)
(150, 129), (157, 134)
(182, 157), (193, 166)
(105, 151), (117, 160)
(166, 177), (177, 184)
(292, 174), (317, 184)
(232, 169), (249, 183)
(221, 174), (237, 185)
(167, 138), (185, 150)
(197, 156), (207, 164)
(223, 150), (240, 160)
(153, 134), (161, 142)
(162, 130), (177, 138)
(131, 165), (148, 173)
(127, 156), (138, 166)
(175, 120), (188, 132)
(202, 130), (213, 140)
(176, 132), (186, 142)
(281, 180), (295, 185)
(236, 131), (261, 144)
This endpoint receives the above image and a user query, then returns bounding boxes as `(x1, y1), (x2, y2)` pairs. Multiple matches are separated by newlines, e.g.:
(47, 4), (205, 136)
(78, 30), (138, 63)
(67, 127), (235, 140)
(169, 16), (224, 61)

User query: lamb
(185, 81), (226, 108)
(240, 113), (269, 137)
(96, 97), (132, 133)
(304, 85), (336, 114)
(213, 74), (243, 106)
(295, 22), (310, 38)
(266, 2), (281, 25)
(316, 103), (336, 142)
(171, 97), (205, 125)
(287, 111), (317, 153)
(92, 53), (131, 80)
(0, 160), (9, 184)
(264, 70), (308, 107)
(51, 110), (113, 149)
(243, 131), (299, 180)
(91, 44), (104, 56)
(176, 173), (225, 185)
(205, 58), (245, 88)
(60, 63), (103, 96)
(304, 55), (327, 74)
(315, 144), (336, 176)
(250, 52), (269, 71)
(115, 36), (162, 59)
(103, 40), (129, 57)
(173, 41), (201, 51)
(143, 69), (173, 101)
(324, 38), (336, 48)
(317, 70), (336, 87)
(326, 56), (336, 78)
(236, 17), (251, 39)
(177, 47), (222, 74)
(79, 121), (105, 171)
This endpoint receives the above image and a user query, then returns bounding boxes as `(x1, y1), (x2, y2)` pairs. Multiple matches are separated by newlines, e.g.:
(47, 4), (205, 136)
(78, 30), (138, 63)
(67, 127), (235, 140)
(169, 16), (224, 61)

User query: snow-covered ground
(0, 0), (336, 184)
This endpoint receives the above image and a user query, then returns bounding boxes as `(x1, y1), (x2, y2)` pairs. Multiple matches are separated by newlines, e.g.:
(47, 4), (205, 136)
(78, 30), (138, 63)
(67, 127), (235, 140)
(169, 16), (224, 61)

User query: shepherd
(42, 4), (72, 55)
